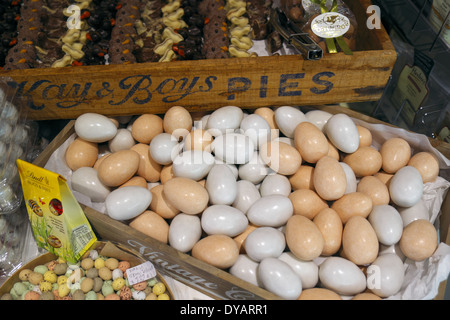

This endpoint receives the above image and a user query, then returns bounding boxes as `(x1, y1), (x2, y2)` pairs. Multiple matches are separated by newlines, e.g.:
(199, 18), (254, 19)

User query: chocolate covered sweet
(200, 0), (229, 59)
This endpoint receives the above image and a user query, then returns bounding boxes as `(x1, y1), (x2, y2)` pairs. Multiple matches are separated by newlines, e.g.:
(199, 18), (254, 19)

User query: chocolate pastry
(108, 0), (140, 64)
(200, 0), (229, 59)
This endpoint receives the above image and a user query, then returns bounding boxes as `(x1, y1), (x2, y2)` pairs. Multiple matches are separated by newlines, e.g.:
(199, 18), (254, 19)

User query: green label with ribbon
(309, 0), (353, 55)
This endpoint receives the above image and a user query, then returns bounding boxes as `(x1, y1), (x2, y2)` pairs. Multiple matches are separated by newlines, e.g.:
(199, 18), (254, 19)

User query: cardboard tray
(31, 105), (450, 300)
(0, 0), (396, 121)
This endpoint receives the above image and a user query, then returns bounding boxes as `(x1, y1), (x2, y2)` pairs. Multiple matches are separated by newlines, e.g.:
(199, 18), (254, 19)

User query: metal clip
(269, 8), (323, 60)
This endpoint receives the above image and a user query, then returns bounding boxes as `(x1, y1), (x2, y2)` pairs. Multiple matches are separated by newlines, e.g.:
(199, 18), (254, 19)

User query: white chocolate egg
(105, 186), (152, 220)
(244, 227), (286, 262)
(71, 167), (111, 202)
(318, 256), (366, 296)
(259, 174), (291, 197)
(108, 128), (135, 152)
(305, 109), (332, 131)
(229, 254), (261, 287)
(211, 132), (254, 164)
(247, 195), (293, 228)
(278, 252), (318, 289)
(397, 198), (430, 227)
(368, 253), (404, 298)
(368, 204), (403, 246)
(74, 113), (118, 143)
(238, 151), (270, 184)
(172, 150), (215, 180)
(168, 213), (202, 253)
(258, 257), (302, 300)
(274, 106), (306, 138)
(149, 133), (180, 165)
(206, 106), (244, 134)
(339, 162), (357, 194)
(389, 166), (423, 207)
(239, 113), (272, 149)
(206, 164), (238, 205)
(201, 205), (248, 237)
(232, 180), (261, 214)
(324, 113), (359, 153)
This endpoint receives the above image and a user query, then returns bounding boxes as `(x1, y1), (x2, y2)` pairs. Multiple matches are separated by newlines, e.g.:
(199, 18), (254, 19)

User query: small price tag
(126, 261), (157, 286)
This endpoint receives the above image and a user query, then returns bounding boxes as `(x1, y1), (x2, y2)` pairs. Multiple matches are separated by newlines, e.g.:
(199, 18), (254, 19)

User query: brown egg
(97, 150), (140, 187)
(374, 171), (394, 185)
(65, 138), (98, 171)
(130, 143), (161, 183)
(191, 234), (239, 269)
(163, 106), (193, 139)
(184, 129), (213, 151)
(331, 192), (373, 223)
(352, 292), (382, 300)
(93, 153), (111, 170)
(327, 140), (340, 161)
(289, 189), (328, 220)
(399, 219), (437, 261)
(260, 140), (302, 175)
(254, 107), (279, 130)
(294, 122), (329, 164)
(357, 176), (390, 206)
(119, 176), (148, 188)
(131, 114), (163, 144)
(313, 208), (342, 256)
(380, 137), (411, 173)
(160, 164), (174, 183)
(343, 146), (382, 177)
(129, 210), (170, 244)
(408, 152), (439, 183)
(233, 224), (258, 254)
(285, 215), (324, 261)
(342, 216), (379, 265)
(149, 184), (180, 219)
(313, 156), (347, 201)
(356, 125), (372, 148)
(289, 165), (315, 191)
(163, 177), (209, 214)
(298, 288), (342, 300)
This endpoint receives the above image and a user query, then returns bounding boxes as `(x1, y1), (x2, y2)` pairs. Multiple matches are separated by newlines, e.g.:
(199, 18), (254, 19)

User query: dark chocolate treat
(247, 0), (272, 40)
(201, 0), (229, 59)
(280, 0), (304, 23)
(3, 42), (37, 69)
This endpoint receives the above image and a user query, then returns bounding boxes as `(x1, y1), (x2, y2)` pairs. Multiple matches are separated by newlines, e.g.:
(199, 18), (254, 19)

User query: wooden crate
(32, 105), (450, 300)
(0, 0), (396, 121)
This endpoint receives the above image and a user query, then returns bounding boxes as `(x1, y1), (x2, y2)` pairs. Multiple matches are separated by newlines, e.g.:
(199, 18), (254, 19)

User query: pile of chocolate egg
(64, 105), (444, 300)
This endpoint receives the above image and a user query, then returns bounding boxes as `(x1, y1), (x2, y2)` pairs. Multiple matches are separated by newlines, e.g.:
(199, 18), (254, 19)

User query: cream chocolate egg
(380, 137), (411, 174)
(331, 192), (373, 223)
(285, 215), (324, 261)
(289, 165), (315, 191)
(313, 208), (343, 256)
(399, 219), (437, 261)
(288, 189), (328, 220)
(313, 156), (347, 201)
(407, 151), (440, 183)
(149, 184), (180, 219)
(65, 138), (98, 171)
(342, 216), (379, 265)
(97, 150), (140, 187)
(131, 114), (164, 144)
(163, 106), (192, 137)
(254, 107), (279, 130)
(260, 140), (302, 175)
(356, 125), (372, 148)
(343, 146), (382, 177)
(163, 177), (209, 215)
(294, 121), (329, 164)
(129, 210), (170, 244)
(357, 175), (390, 206)
(131, 143), (162, 183)
(191, 234), (239, 269)
(184, 129), (213, 151)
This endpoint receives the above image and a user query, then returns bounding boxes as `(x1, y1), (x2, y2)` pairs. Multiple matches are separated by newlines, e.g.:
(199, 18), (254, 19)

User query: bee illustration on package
(17, 159), (97, 264)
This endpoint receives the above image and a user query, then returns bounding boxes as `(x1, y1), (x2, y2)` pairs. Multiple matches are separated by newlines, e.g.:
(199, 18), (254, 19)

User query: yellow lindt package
(17, 159), (97, 264)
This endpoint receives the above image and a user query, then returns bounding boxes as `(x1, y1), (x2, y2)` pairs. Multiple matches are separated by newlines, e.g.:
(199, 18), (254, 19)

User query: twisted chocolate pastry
(3, 0), (44, 70)
(199, 0), (228, 59)
(134, 0), (164, 63)
(108, 0), (140, 64)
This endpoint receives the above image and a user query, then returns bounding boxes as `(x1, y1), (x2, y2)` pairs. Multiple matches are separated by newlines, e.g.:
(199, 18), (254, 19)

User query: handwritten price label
(126, 261), (157, 286)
